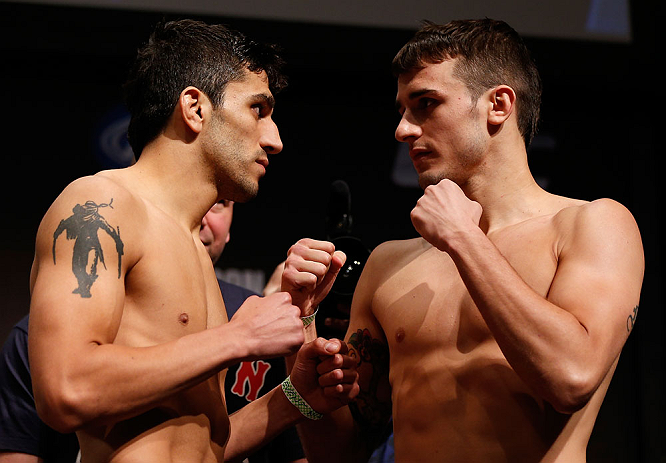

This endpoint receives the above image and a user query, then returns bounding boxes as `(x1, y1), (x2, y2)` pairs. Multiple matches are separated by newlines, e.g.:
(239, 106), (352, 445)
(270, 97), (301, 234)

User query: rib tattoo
(347, 328), (392, 444)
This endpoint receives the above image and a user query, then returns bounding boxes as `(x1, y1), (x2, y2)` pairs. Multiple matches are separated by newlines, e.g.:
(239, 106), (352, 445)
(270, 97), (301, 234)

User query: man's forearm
(446, 229), (602, 411)
(284, 325), (370, 463)
(31, 323), (247, 432)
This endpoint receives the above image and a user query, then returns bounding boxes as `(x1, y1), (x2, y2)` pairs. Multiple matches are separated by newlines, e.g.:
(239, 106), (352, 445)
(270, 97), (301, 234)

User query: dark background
(0, 1), (661, 461)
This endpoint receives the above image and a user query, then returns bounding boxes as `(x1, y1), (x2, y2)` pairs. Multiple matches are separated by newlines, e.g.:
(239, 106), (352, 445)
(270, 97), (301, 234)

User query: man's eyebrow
(395, 88), (437, 111)
(252, 93), (276, 109)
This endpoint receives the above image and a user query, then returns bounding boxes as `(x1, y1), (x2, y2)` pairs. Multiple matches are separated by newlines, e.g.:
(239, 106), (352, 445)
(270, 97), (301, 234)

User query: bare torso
(75, 174), (230, 462)
(369, 200), (614, 462)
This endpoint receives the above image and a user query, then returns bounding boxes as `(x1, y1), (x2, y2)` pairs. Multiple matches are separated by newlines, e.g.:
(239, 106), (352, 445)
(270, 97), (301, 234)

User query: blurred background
(0, 0), (661, 461)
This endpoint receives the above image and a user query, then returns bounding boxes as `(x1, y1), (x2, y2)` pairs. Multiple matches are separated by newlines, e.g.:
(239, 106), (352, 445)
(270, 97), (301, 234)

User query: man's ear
(178, 86), (209, 134)
(487, 85), (516, 126)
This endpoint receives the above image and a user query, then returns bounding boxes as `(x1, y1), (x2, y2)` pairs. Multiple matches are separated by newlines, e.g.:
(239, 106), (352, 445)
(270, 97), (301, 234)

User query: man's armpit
(347, 328), (392, 445)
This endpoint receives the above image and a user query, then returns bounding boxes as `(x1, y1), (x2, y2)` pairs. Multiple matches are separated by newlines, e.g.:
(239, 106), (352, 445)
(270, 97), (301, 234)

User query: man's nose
(395, 114), (421, 143)
(262, 120), (283, 155)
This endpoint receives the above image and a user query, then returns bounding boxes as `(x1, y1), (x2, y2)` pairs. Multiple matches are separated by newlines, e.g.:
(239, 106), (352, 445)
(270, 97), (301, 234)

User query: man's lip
(409, 149), (430, 160)
(257, 159), (269, 168)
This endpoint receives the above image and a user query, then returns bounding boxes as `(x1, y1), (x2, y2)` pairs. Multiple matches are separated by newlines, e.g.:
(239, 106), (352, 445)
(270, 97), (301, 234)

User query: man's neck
(460, 143), (551, 234)
(128, 139), (218, 233)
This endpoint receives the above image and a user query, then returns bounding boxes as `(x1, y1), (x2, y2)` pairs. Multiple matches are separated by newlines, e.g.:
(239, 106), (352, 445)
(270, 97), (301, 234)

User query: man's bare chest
(374, 219), (560, 354)
(115, 228), (227, 347)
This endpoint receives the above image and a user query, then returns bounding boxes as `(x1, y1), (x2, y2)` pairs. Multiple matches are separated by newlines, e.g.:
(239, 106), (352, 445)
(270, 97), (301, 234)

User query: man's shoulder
(577, 197), (635, 219)
(553, 197), (638, 234)
(42, 173), (144, 228)
(59, 172), (135, 198)
(371, 237), (427, 263)
(33, 172), (148, 277)
(552, 198), (643, 261)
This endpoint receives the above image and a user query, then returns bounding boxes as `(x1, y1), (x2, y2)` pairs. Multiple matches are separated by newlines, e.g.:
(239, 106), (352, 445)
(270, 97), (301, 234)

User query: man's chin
(222, 177), (260, 203)
(234, 183), (260, 203)
(418, 172), (447, 190)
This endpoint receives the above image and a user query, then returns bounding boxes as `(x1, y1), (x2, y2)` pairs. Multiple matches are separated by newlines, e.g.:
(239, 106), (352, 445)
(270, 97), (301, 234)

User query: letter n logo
(231, 361), (272, 401)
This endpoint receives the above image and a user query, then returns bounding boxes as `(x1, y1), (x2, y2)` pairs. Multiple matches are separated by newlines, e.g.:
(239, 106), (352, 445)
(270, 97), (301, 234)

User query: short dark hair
(123, 19), (287, 156)
(392, 19), (542, 146)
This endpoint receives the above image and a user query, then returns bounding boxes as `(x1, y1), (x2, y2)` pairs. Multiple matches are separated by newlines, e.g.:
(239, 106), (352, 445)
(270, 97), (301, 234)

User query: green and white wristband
(301, 307), (318, 327)
(281, 375), (323, 420)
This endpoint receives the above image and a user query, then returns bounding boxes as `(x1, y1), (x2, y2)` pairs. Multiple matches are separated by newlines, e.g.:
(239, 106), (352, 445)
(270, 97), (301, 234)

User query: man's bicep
(28, 186), (135, 427)
(548, 200), (644, 354)
(30, 184), (133, 352)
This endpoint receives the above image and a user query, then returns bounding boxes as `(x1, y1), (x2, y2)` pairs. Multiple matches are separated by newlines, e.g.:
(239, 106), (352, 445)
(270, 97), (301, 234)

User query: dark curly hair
(123, 19), (287, 156)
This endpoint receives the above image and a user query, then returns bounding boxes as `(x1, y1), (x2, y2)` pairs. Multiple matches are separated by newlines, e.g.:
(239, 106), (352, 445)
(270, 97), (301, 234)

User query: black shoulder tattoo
(347, 328), (392, 447)
(52, 199), (124, 298)
(626, 305), (639, 333)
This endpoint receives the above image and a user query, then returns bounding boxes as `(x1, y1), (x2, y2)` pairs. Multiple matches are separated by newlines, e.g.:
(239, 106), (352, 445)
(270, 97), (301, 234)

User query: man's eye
(252, 104), (272, 119)
(417, 98), (435, 110)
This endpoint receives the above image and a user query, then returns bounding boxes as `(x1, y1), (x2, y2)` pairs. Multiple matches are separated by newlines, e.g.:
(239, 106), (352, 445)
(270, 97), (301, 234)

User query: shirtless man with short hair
(287, 19), (644, 462)
(28, 19), (357, 463)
